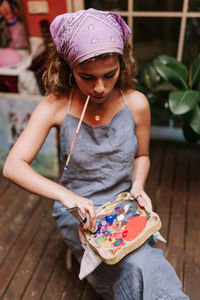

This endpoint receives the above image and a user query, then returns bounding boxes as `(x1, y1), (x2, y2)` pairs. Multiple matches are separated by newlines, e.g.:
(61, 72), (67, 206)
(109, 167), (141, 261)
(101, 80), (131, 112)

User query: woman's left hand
(130, 186), (153, 212)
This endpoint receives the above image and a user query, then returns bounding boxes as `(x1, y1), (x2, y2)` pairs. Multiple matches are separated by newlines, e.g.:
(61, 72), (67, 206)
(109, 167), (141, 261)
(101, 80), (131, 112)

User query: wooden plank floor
(0, 140), (199, 300)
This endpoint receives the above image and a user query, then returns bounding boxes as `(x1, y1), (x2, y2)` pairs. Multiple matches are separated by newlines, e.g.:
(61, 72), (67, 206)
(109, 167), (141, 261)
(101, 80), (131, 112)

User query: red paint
(122, 230), (128, 238)
(123, 216), (148, 241)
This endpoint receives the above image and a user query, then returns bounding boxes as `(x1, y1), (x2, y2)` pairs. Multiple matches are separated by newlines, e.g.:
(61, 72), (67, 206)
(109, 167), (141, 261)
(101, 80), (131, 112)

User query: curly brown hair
(43, 41), (137, 96)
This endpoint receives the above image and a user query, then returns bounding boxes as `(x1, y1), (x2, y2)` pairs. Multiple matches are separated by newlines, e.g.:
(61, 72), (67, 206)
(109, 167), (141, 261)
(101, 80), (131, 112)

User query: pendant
(95, 115), (101, 121)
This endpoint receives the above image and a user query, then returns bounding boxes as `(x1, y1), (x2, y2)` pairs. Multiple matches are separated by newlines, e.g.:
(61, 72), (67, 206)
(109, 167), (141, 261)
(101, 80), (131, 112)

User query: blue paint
(97, 224), (102, 234)
(105, 214), (117, 225)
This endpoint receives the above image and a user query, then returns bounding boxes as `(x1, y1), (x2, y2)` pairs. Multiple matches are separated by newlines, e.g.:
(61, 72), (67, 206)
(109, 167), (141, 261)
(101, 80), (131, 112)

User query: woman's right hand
(61, 195), (97, 233)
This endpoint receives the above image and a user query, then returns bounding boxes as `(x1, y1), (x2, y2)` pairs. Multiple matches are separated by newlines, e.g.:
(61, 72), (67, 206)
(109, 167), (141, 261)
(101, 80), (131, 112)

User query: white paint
(117, 214), (125, 221)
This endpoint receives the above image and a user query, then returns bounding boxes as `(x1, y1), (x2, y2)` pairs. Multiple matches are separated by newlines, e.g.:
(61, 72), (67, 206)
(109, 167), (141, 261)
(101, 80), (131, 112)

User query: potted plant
(137, 54), (200, 144)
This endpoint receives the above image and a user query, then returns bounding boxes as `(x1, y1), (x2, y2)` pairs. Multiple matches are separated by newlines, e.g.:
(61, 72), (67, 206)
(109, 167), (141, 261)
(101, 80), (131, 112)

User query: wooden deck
(0, 140), (199, 300)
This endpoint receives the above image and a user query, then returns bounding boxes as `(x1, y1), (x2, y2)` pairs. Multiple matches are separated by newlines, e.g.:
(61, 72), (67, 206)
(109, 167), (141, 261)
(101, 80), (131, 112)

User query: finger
(78, 206), (86, 220)
(85, 202), (96, 229)
(135, 194), (145, 206)
(82, 211), (90, 230)
(146, 201), (153, 212)
(82, 212), (97, 233)
(79, 207), (96, 232)
(77, 199), (96, 232)
(141, 197), (153, 212)
(80, 216), (87, 225)
(135, 194), (152, 212)
(143, 195), (153, 212)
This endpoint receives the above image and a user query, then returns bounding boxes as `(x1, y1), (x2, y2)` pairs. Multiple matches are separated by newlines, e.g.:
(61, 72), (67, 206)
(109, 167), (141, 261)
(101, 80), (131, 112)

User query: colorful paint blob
(123, 216), (148, 241)
(91, 200), (148, 251)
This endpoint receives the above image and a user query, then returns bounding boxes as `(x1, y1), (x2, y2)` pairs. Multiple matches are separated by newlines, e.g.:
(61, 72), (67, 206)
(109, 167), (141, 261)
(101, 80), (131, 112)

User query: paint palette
(84, 192), (161, 264)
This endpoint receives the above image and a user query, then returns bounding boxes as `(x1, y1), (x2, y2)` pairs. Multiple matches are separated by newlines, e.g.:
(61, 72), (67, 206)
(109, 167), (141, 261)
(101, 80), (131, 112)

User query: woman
(3, 8), (189, 300)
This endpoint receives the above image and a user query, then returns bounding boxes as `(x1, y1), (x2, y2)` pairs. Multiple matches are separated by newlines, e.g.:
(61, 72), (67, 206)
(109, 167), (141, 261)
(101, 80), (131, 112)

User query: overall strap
(66, 89), (73, 115)
(120, 89), (128, 105)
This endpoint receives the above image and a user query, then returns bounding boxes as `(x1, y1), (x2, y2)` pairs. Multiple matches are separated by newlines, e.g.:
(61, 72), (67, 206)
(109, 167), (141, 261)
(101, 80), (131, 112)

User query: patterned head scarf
(50, 8), (131, 69)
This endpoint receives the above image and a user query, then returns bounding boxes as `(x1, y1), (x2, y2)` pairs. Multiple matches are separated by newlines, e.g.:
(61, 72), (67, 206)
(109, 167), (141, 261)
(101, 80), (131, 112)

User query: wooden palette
(84, 192), (161, 264)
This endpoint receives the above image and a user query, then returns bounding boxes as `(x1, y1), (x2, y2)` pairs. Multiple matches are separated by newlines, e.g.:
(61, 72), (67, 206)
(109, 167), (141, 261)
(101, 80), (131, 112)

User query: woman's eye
(80, 76), (93, 81)
(80, 71), (116, 80)
(104, 72), (115, 79)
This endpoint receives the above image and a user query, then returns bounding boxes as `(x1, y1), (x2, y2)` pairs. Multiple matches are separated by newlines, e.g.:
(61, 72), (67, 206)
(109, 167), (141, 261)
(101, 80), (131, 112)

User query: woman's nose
(93, 79), (105, 94)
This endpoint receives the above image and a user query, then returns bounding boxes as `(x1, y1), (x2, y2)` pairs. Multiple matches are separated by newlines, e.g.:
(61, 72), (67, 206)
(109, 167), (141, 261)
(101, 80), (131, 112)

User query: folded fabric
(78, 227), (102, 280)
(153, 231), (167, 243)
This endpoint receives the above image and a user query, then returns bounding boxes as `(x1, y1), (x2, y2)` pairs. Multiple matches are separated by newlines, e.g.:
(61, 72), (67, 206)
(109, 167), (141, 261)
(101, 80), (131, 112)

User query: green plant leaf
(169, 90), (200, 115)
(156, 55), (189, 81)
(139, 63), (159, 89)
(145, 63), (160, 86)
(189, 104), (200, 135)
(153, 82), (177, 92)
(191, 54), (200, 89)
(183, 123), (200, 144)
(153, 58), (188, 89)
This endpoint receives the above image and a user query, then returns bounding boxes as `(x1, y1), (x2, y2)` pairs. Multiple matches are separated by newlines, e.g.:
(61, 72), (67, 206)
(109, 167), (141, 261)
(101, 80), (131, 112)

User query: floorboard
(0, 140), (199, 300)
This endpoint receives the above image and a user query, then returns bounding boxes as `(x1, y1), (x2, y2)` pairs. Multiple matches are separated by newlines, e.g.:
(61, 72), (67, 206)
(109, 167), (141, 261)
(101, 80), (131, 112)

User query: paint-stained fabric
(53, 93), (189, 299)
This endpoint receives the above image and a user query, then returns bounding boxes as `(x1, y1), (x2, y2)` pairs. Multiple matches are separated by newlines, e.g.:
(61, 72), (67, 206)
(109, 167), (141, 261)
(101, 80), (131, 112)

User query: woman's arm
(127, 90), (152, 211)
(3, 95), (96, 231)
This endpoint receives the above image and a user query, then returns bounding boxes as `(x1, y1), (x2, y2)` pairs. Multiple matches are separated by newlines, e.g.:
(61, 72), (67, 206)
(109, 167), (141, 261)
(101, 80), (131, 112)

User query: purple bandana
(50, 8), (131, 69)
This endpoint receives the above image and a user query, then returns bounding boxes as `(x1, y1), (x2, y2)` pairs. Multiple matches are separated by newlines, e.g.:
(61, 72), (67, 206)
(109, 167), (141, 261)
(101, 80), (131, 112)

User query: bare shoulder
(123, 89), (150, 126)
(123, 91), (150, 156)
(34, 93), (69, 127)
(124, 89), (150, 113)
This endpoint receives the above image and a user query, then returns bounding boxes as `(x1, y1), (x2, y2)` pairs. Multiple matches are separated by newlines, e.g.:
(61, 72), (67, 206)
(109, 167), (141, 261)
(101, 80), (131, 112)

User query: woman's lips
(91, 95), (106, 101)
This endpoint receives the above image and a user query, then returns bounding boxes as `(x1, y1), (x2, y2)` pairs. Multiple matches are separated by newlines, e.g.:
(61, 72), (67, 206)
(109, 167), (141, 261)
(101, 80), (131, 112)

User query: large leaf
(191, 54), (200, 89)
(189, 104), (200, 135)
(153, 58), (188, 89)
(168, 90), (200, 115)
(145, 63), (160, 86)
(140, 63), (159, 89)
(156, 55), (189, 82)
(183, 123), (200, 144)
(153, 82), (177, 92)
